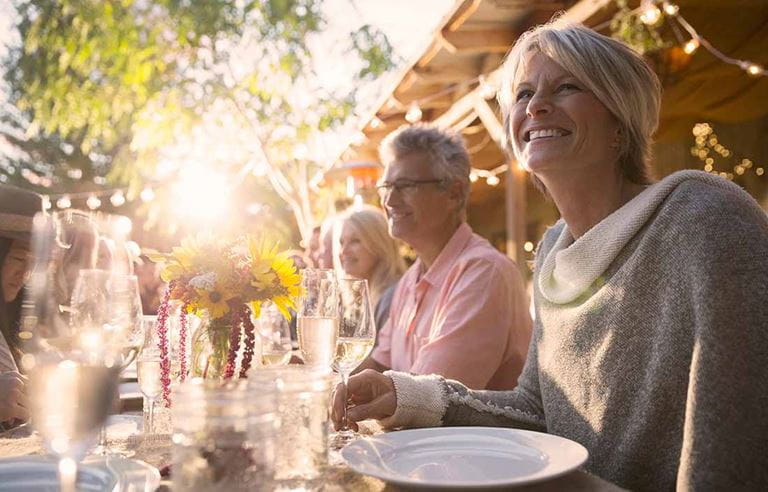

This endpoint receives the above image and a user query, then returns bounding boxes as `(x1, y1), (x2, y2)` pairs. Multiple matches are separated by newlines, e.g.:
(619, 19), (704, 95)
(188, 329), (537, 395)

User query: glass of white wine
(21, 211), (123, 492)
(330, 278), (376, 448)
(137, 316), (163, 435)
(257, 302), (293, 366)
(297, 269), (338, 368)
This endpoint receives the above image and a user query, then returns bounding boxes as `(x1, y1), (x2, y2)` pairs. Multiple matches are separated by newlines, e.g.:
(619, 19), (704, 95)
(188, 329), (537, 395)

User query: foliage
(610, 0), (670, 55)
(2, 0), (396, 241)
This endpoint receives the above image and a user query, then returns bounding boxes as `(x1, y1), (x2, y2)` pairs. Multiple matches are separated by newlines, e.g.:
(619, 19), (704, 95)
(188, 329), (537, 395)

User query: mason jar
(172, 378), (277, 491)
(248, 365), (335, 490)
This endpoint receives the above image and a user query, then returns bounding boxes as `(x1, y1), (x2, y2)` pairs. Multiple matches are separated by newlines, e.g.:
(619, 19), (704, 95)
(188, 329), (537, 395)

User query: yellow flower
(271, 252), (301, 298)
(196, 287), (234, 319)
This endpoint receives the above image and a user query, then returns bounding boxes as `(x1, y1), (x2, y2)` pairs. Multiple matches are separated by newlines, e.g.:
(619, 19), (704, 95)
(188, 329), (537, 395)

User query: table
(0, 418), (625, 491)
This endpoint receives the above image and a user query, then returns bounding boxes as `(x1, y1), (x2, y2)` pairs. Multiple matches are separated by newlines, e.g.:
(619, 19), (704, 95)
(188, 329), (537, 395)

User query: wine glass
(21, 211), (122, 492)
(137, 315), (163, 435)
(85, 273), (143, 455)
(297, 269), (338, 368)
(257, 302), (293, 366)
(329, 278), (376, 448)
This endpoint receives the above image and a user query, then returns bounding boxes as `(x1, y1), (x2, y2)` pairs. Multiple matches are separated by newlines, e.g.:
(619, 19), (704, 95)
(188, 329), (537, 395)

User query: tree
(2, 0), (395, 242)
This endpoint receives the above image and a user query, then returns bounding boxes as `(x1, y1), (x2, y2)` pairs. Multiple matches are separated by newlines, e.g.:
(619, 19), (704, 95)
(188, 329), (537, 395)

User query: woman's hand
(0, 371), (29, 424)
(331, 369), (396, 431)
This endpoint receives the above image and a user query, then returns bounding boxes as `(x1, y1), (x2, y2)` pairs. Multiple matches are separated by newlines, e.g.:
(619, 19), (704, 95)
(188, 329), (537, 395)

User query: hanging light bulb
(351, 132), (367, 146)
(478, 75), (498, 100)
(405, 102), (422, 123)
(639, 3), (662, 25)
(486, 175), (500, 186)
(740, 62), (764, 77)
(86, 195), (101, 210)
(42, 196), (52, 210)
(369, 116), (384, 129)
(469, 171), (479, 183)
(110, 190), (126, 207)
(140, 187), (155, 202)
(662, 2), (679, 15)
(683, 38), (699, 55)
(56, 196), (71, 209)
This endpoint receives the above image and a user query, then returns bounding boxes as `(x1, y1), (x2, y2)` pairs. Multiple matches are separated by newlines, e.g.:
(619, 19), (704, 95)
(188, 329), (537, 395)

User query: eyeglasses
(375, 179), (445, 200)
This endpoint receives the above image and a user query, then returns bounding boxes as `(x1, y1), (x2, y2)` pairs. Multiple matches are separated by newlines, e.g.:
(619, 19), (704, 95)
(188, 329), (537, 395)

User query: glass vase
(191, 312), (235, 380)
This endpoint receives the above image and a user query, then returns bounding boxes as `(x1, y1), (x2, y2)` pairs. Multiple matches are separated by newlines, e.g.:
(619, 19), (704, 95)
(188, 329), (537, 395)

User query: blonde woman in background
(333, 205), (406, 336)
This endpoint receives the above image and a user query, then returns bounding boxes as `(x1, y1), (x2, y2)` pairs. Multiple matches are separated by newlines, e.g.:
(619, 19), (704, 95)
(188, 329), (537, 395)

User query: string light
(56, 196), (71, 209)
(523, 241), (534, 253)
(662, 1), (679, 15)
(478, 75), (498, 100)
(682, 38), (699, 55)
(639, 2), (662, 25)
(140, 187), (155, 202)
(86, 195), (101, 210)
(691, 122), (763, 181)
(405, 102), (422, 123)
(369, 116), (384, 129)
(110, 190), (126, 207)
(486, 175), (500, 186)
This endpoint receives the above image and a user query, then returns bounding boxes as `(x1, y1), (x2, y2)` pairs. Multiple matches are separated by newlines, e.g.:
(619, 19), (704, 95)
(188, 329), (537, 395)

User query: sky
(0, 0), (456, 167)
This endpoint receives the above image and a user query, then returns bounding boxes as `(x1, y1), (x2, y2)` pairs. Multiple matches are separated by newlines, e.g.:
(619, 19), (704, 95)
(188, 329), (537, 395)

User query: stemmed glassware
(21, 211), (126, 492)
(297, 269), (339, 368)
(329, 278), (376, 448)
(80, 273), (144, 455)
(257, 302), (293, 367)
(137, 315), (163, 435)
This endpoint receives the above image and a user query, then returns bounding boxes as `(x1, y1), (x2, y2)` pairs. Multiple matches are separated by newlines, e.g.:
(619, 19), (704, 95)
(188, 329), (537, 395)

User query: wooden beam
(505, 164), (527, 264)
(474, 98), (504, 145)
(413, 64), (479, 84)
(446, 0), (484, 32)
(440, 28), (518, 54)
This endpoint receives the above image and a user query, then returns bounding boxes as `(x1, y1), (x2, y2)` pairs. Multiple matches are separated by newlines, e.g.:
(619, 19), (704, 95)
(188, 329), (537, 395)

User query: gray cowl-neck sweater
(380, 171), (768, 491)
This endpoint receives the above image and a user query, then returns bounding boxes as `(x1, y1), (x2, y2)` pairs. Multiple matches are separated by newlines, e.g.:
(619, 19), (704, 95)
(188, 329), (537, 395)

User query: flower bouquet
(150, 234), (300, 405)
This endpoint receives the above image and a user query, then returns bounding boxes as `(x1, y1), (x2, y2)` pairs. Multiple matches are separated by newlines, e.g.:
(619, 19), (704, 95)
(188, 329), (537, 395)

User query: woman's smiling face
(510, 51), (621, 178)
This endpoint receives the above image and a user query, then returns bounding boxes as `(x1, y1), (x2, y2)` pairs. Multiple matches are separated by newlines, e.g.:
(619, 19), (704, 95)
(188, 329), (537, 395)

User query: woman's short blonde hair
(498, 20), (661, 189)
(333, 205), (406, 306)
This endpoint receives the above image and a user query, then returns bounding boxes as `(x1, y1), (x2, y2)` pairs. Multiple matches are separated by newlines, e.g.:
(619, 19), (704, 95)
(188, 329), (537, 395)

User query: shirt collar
(418, 222), (473, 288)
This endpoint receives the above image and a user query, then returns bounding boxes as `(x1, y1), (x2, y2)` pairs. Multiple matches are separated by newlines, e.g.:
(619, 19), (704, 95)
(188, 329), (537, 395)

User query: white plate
(341, 427), (588, 489)
(0, 456), (160, 492)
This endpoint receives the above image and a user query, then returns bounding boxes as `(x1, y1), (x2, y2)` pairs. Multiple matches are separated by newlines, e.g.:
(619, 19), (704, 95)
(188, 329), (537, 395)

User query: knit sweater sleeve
(674, 183), (768, 488)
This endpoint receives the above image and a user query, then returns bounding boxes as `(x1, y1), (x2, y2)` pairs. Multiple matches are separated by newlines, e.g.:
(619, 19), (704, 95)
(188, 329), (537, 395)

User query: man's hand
(331, 369), (396, 431)
(0, 372), (29, 424)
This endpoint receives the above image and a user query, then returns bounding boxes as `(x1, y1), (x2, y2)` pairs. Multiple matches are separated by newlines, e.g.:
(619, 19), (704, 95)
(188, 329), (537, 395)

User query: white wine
(29, 362), (120, 449)
(137, 359), (163, 400)
(333, 337), (374, 374)
(261, 351), (291, 366)
(297, 316), (337, 366)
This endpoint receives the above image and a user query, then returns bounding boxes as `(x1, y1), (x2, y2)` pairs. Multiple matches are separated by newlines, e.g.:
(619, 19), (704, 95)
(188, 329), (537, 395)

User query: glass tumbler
(248, 365), (335, 490)
(172, 379), (277, 491)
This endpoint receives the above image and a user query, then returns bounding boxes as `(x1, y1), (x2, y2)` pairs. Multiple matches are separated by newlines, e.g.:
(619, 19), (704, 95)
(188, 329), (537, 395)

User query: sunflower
(196, 286), (235, 319)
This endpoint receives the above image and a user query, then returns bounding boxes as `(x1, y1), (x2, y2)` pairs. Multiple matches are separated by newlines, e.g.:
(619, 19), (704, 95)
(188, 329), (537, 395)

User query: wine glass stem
(58, 456), (77, 492)
(98, 425), (107, 450)
(147, 399), (155, 434)
(341, 372), (350, 432)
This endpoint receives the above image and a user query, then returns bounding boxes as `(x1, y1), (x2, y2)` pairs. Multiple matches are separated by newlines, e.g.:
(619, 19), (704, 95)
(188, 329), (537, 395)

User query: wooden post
(505, 162), (527, 265)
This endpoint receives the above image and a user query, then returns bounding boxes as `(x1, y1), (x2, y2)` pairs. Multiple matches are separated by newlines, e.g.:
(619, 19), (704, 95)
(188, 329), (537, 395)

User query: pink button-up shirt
(372, 223), (532, 390)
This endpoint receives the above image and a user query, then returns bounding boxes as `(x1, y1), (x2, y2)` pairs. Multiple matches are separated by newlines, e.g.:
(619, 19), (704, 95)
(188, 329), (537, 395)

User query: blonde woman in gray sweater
(332, 21), (768, 491)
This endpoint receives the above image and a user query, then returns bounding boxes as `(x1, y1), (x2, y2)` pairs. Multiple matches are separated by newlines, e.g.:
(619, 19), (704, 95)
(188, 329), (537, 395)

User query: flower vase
(191, 312), (236, 379)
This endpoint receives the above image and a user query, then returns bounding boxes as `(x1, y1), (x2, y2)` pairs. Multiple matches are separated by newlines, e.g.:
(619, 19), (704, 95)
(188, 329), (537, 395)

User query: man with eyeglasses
(355, 125), (532, 390)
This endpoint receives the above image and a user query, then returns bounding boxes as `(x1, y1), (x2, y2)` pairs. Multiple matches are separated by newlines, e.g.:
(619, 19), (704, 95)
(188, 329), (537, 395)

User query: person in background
(0, 185), (43, 427)
(305, 225), (322, 268)
(333, 205), (406, 336)
(333, 21), (768, 490)
(354, 125), (532, 390)
(317, 216), (336, 269)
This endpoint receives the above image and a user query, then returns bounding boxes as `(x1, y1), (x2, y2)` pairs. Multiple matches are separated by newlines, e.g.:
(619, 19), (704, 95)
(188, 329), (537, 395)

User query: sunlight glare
(172, 167), (230, 222)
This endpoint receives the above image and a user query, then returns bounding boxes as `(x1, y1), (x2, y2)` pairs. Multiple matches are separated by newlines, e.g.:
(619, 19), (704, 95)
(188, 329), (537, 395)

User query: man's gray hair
(379, 125), (471, 211)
